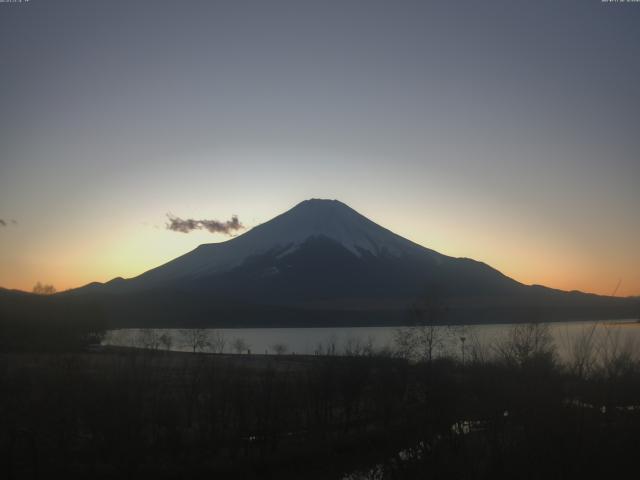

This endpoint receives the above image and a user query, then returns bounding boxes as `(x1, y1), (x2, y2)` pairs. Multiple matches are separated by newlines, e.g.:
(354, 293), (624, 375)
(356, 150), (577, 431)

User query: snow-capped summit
(234, 198), (437, 258)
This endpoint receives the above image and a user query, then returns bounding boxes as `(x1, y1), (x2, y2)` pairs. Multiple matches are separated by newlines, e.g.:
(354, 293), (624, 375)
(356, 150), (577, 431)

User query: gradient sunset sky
(1, 0), (639, 296)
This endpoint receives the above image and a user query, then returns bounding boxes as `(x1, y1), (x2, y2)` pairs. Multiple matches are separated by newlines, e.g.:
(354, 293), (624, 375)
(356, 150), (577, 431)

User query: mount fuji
(67, 199), (635, 327)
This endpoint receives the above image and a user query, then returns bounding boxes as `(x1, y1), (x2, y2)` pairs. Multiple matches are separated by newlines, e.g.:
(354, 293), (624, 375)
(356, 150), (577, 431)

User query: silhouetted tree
(395, 288), (452, 362)
(494, 322), (556, 368)
(137, 329), (162, 350)
(182, 328), (209, 353)
(209, 330), (226, 353)
(232, 337), (249, 354)
(271, 343), (288, 355)
(159, 331), (173, 351)
(32, 282), (56, 295)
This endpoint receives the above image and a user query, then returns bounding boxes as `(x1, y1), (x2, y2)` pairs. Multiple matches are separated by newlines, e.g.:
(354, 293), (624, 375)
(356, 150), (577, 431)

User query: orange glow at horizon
(2, 211), (638, 298)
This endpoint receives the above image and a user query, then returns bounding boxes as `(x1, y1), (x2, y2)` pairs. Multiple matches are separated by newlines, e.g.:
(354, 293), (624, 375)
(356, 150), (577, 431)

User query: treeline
(1, 322), (639, 479)
(0, 292), (106, 352)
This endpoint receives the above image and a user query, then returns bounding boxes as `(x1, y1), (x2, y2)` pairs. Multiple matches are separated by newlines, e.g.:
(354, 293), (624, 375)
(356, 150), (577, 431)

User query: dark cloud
(0, 219), (18, 227)
(166, 215), (244, 236)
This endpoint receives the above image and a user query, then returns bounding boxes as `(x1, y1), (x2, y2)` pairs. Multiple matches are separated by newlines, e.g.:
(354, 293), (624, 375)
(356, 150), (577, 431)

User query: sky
(1, 0), (639, 296)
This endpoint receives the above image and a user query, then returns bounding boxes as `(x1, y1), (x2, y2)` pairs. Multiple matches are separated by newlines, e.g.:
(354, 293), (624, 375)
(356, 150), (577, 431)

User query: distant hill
(56, 199), (637, 327)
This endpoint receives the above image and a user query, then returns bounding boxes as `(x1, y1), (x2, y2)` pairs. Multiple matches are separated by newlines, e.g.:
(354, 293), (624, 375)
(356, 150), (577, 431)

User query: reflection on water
(103, 320), (640, 361)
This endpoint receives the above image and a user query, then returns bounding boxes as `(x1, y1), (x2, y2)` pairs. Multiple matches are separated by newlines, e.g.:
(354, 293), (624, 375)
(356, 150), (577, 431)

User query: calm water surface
(103, 320), (640, 361)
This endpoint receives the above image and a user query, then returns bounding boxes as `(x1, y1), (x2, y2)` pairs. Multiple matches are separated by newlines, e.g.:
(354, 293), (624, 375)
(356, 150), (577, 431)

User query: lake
(103, 319), (640, 362)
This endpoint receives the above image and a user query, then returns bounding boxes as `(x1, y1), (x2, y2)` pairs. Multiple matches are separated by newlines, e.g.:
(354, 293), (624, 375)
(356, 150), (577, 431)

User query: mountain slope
(122, 199), (444, 289)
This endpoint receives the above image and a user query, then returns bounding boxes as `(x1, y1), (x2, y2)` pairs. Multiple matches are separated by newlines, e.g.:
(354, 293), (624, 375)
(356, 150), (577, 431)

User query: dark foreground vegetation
(1, 320), (640, 480)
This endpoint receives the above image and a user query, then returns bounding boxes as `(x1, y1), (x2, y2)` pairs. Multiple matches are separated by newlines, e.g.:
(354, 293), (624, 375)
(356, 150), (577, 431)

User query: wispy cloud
(166, 214), (244, 236)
